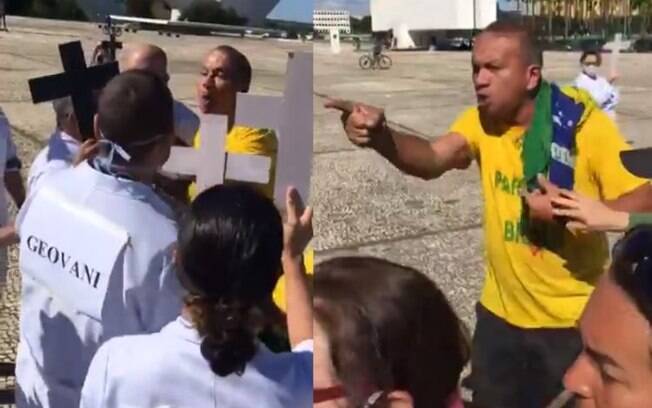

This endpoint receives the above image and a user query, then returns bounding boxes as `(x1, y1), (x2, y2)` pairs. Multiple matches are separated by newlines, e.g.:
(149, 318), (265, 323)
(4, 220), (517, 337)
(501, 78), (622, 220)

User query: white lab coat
(0, 107), (21, 285)
(173, 100), (199, 146)
(574, 72), (620, 119)
(27, 130), (80, 194)
(15, 161), (184, 408)
(0, 107), (21, 226)
(80, 316), (313, 408)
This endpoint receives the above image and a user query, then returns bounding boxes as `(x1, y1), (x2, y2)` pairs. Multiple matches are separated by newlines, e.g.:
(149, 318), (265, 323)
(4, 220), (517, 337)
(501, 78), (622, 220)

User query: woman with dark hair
(314, 257), (469, 408)
(80, 184), (313, 407)
(563, 226), (652, 407)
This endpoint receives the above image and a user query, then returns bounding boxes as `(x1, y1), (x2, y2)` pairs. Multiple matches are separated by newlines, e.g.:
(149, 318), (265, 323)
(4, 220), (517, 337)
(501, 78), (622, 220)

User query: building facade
(313, 9), (351, 34)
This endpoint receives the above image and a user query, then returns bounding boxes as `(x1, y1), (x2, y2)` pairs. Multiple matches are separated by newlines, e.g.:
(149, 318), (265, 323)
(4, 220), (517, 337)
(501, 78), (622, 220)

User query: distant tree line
(4, 0), (248, 25)
(351, 15), (371, 33)
(180, 0), (247, 25)
(5, 0), (87, 21)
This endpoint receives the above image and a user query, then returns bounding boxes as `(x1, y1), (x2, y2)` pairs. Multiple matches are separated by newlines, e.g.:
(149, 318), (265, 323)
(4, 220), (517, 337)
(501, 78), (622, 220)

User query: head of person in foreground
(94, 70), (174, 177)
(313, 256), (470, 408)
(564, 226), (652, 407)
(177, 183), (284, 376)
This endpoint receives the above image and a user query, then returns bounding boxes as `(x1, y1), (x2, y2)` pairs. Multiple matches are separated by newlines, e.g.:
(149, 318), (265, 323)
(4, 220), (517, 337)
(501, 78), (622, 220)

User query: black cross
(28, 41), (119, 141)
(101, 15), (123, 62)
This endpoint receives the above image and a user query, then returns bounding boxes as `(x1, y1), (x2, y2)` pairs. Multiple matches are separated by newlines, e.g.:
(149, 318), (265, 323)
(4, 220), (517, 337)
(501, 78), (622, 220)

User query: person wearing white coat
(27, 97), (83, 194)
(80, 184), (314, 408)
(574, 50), (620, 120)
(15, 71), (183, 408)
(0, 106), (25, 285)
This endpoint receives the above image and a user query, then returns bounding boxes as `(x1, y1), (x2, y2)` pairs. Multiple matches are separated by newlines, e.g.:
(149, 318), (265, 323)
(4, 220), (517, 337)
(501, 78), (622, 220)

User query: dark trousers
(468, 303), (581, 408)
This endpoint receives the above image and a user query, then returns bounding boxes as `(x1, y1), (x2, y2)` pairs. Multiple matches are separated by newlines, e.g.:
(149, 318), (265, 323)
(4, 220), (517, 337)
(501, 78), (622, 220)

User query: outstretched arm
(325, 99), (473, 180)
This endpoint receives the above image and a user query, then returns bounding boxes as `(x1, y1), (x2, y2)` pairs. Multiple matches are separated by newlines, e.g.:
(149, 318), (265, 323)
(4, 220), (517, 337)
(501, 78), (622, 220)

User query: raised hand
(283, 186), (313, 260)
(324, 98), (390, 148)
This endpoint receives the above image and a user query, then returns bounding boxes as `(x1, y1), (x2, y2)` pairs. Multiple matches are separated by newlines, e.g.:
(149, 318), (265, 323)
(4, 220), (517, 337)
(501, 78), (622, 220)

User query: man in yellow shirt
(327, 21), (652, 408)
(190, 45), (313, 316)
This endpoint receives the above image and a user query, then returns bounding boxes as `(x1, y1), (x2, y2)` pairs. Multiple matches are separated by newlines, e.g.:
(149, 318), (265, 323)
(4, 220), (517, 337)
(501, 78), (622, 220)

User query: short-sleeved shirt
(80, 316), (313, 408)
(0, 108), (22, 226)
(450, 105), (647, 328)
(188, 126), (313, 312)
(173, 100), (200, 146)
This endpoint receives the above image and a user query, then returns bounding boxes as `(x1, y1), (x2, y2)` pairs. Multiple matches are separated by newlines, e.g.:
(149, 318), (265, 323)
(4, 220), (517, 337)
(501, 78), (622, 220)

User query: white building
(74, 0), (280, 25)
(313, 9), (351, 34)
(370, 0), (497, 49)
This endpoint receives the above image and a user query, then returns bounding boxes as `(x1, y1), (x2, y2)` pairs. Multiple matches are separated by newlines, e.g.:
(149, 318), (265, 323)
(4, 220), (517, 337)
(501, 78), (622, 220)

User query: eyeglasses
(313, 385), (384, 408)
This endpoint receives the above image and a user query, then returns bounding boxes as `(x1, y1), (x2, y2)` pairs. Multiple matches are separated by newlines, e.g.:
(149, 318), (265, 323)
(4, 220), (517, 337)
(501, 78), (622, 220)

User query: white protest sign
(161, 114), (272, 192)
(235, 51), (313, 206)
(19, 186), (128, 320)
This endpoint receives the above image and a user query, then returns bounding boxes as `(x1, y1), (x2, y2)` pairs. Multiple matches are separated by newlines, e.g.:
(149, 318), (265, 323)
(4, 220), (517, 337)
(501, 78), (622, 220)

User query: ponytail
(187, 296), (256, 377)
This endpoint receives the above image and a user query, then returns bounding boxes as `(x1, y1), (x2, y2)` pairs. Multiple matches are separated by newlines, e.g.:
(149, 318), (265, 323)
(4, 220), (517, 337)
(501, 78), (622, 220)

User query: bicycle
(359, 53), (392, 70)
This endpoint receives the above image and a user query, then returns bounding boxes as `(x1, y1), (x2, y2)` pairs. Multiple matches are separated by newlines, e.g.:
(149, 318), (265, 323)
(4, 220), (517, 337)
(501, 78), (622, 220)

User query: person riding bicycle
(372, 38), (383, 64)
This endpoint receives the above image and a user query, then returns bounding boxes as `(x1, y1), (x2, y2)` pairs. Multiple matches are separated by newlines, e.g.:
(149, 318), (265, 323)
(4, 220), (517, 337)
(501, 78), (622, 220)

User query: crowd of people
(1, 16), (652, 408)
(0, 40), (318, 408)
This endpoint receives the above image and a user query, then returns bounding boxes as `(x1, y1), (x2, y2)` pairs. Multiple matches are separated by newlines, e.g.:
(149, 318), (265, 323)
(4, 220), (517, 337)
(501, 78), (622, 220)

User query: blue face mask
(94, 131), (169, 177)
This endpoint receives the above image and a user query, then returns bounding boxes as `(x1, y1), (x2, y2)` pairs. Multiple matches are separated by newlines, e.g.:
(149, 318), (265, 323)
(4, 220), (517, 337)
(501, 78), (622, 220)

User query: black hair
(611, 226), (652, 327)
(482, 20), (543, 67)
(97, 70), (173, 161)
(177, 183), (283, 377)
(314, 256), (470, 408)
(580, 50), (602, 66)
(214, 45), (252, 92)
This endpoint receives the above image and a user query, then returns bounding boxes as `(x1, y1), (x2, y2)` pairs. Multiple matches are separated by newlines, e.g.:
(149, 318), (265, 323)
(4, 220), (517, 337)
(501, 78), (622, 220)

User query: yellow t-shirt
(189, 126), (314, 313)
(450, 106), (647, 329)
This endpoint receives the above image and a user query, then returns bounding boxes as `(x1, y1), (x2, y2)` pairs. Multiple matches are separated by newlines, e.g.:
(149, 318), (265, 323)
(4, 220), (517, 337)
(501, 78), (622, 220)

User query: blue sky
(269, 0), (314, 23)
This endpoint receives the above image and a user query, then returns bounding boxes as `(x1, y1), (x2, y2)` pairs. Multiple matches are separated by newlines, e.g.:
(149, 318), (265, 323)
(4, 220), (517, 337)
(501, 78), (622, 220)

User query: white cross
(235, 51), (313, 205)
(606, 33), (626, 78)
(160, 114), (271, 192)
(161, 51), (313, 206)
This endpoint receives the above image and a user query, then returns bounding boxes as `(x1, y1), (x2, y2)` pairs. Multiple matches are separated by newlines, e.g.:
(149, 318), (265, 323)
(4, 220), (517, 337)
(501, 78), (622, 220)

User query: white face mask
(583, 64), (598, 77)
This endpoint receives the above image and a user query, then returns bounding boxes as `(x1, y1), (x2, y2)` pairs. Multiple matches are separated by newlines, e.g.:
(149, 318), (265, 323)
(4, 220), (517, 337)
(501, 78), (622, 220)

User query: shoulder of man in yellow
(188, 126), (313, 313)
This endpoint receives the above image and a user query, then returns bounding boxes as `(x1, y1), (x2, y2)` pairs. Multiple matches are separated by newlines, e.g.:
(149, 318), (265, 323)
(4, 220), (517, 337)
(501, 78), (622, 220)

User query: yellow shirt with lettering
(450, 107), (647, 328)
(189, 126), (314, 313)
